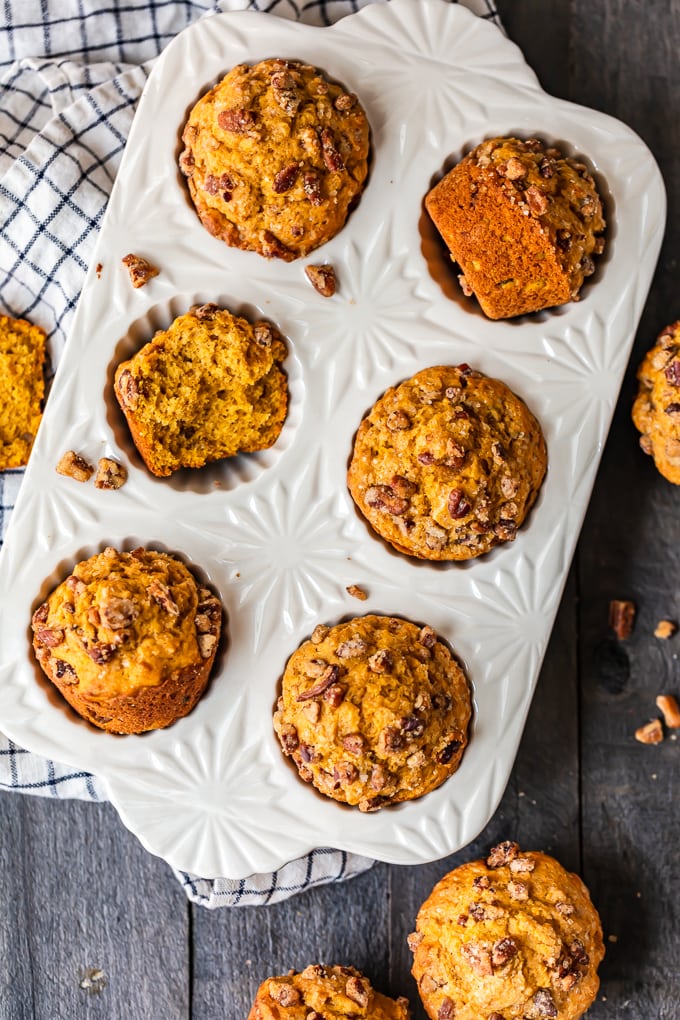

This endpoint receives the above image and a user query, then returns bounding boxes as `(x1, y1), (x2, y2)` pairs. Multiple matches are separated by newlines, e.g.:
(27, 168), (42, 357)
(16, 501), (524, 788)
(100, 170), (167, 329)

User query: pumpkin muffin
(273, 615), (471, 812)
(632, 320), (680, 483)
(410, 841), (604, 1020)
(425, 136), (606, 319)
(179, 58), (370, 260)
(347, 365), (547, 561)
(0, 313), (47, 469)
(248, 965), (410, 1020)
(114, 303), (288, 477)
(31, 546), (222, 734)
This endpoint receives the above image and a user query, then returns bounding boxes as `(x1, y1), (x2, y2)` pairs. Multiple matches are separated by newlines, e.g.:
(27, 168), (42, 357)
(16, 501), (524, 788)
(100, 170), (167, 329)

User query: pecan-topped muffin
(31, 547), (222, 733)
(426, 136), (606, 318)
(179, 59), (370, 260)
(248, 965), (410, 1020)
(347, 365), (547, 561)
(114, 304), (288, 477)
(410, 842), (604, 1020)
(273, 615), (471, 811)
(632, 320), (680, 483)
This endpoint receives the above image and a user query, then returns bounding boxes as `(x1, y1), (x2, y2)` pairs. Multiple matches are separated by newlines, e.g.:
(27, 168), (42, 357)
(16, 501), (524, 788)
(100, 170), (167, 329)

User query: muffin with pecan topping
(31, 547), (222, 733)
(114, 304), (288, 477)
(248, 965), (410, 1020)
(347, 365), (547, 561)
(632, 320), (680, 483)
(410, 841), (604, 1020)
(179, 59), (370, 260)
(426, 136), (606, 318)
(273, 615), (470, 812)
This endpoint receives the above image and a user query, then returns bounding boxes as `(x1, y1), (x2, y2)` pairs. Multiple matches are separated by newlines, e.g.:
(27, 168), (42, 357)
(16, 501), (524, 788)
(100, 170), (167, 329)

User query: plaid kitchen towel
(0, 0), (501, 908)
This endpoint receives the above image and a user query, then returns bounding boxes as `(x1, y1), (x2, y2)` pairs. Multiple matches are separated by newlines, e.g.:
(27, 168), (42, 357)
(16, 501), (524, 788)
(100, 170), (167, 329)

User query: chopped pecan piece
(406, 750), (426, 768)
(323, 682), (347, 707)
(656, 694), (680, 728)
(303, 171), (323, 206)
(509, 856), (535, 874)
(178, 149), (194, 176)
(305, 263), (336, 297)
(486, 841), (519, 868)
(194, 613), (212, 634)
(319, 128), (345, 171)
(368, 649), (393, 674)
(198, 634), (217, 659)
(460, 942), (493, 977)
(508, 880), (529, 901)
(473, 875), (490, 890)
(654, 620), (677, 639)
(504, 156), (527, 180)
(369, 764), (387, 791)
(336, 638), (368, 658)
(334, 92), (356, 112)
(35, 627), (64, 648)
(379, 726), (404, 753)
(345, 976), (369, 1008)
(56, 450), (94, 482)
(311, 624), (329, 643)
(121, 253), (159, 289)
(634, 719), (664, 744)
(539, 157), (556, 178)
(419, 625), (436, 648)
(304, 659), (328, 678)
(147, 580), (179, 616)
(116, 369), (141, 412)
(32, 603), (49, 627)
(192, 303), (219, 320)
(270, 70), (302, 115)
(99, 596), (137, 631)
(500, 476), (519, 498)
(297, 664), (340, 701)
(273, 163), (300, 193)
(54, 660), (78, 684)
(346, 584), (367, 601)
(95, 457), (127, 490)
(531, 988), (557, 1018)
(437, 997), (455, 1020)
(448, 488), (471, 519)
(491, 937), (517, 968)
(365, 484), (409, 516)
(609, 599), (636, 640)
(269, 981), (301, 1007)
(278, 723), (299, 754)
(386, 410), (411, 431)
(525, 185), (549, 216)
(341, 733), (365, 755)
(437, 736), (462, 764)
(217, 108), (258, 135)
(333, 761), (357, 785)
(665, 360), (680, 386)
(86, 642), (118, 664)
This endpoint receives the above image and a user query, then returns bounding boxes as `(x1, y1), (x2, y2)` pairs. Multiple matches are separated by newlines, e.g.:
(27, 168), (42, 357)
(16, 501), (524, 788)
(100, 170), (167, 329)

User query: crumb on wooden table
(609, 599), (635, 640)
(634, 719), (664, 745)
(654, 619), (676, 639)
(656, 694), (680, 728)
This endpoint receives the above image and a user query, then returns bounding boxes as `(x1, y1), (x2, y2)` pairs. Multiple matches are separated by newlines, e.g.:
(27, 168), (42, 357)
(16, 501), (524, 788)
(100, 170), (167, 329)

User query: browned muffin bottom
(425, 136), (606, 319)
(248, 965), (411, 1020)
(273, 615), (471, 812)
(347, 365), (547, 561)
(31, 546), (222, 734)
(410, 841), (605, 1020)
(179, 58), (370, 260)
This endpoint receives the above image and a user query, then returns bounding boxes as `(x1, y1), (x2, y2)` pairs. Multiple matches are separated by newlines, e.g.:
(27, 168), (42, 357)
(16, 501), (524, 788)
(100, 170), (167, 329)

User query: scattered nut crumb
(122, 253), (159, 289)
(609, 599), (636, 640)
(346, 584), (367, 601)
(656, 694), (680, 728)
(56, 450), (94, 482)
(608, 934), (618, 943)
(95, 457), (127, 490)
(654, 619), (676, 639)
(634, 719), (664, 745)
(305, 263), (336, 297)
(95, 263), (103, 279)
(79, 968), (107, 994)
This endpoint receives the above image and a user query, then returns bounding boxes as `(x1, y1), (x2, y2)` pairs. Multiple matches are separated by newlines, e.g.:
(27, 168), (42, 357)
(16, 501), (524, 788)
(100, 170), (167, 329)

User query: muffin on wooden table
(632, 320), (680, 483)
(248, 965), (410, 1020)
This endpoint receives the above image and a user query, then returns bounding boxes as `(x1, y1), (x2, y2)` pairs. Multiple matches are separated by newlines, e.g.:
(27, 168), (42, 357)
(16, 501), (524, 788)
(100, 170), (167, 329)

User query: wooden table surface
(1, 2), (679, 1017)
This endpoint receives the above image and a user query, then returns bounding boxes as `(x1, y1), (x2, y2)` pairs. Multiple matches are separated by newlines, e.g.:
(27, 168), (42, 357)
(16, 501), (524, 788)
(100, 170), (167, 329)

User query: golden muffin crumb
(0, 313), (47, 469)
(632, 320), (680, 483)
(248, 965), (410, 1020)
(31, 546), (222, 734)
(410, 842), (604, 1020)
(179, 58), (370, 260)
(274, 615), (470, 811)
(425, 136), (606, 319)
(347, 365), (547, 561)
(114, 303), (288, 477)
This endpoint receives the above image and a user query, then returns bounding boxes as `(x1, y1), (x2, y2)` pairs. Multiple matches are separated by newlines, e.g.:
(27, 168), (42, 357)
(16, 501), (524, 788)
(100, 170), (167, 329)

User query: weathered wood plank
(0, 795), (189, 1020)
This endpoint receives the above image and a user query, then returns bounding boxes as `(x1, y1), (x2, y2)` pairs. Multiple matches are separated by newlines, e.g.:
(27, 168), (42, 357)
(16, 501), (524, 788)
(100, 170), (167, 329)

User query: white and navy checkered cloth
(0, 0), (501, 908)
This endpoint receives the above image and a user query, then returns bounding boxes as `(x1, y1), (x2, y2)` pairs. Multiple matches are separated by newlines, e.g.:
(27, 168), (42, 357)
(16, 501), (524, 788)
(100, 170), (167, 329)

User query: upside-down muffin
(273, 615), (470, 812)
(632, 320), (680, 483)
(347, 365), (547, 561)
(114, 304), (288, 477)
(0, 313), (47, 469)
(410, 841), (604, 1020)
(425, 136), (606, 319)
(179, 59), (370, 260)
(248, 965), (410, 1020)
(31, 547), (222, 734)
